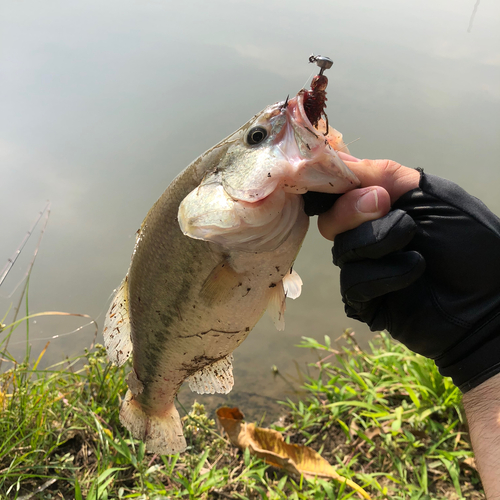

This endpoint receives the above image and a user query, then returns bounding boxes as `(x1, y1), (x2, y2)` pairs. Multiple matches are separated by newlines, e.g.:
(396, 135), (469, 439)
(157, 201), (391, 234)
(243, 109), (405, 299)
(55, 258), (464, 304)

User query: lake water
(1, 0), (499, 420)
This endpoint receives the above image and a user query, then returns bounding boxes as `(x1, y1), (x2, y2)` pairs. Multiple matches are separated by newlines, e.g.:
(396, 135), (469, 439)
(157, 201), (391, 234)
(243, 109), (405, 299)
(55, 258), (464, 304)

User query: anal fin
(186, 354), (234, 394)
(103, 276), (133, 366)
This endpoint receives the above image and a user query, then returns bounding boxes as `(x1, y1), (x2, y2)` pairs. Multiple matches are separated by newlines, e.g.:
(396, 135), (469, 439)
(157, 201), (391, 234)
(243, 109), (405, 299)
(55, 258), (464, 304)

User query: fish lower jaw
(280, 156), (360, 195)
(181, 190), (303, 253)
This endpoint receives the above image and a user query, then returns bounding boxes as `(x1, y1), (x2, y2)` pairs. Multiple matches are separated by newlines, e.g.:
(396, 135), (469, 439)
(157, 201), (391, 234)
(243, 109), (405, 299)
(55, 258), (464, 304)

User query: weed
(0, 331), (484, 499)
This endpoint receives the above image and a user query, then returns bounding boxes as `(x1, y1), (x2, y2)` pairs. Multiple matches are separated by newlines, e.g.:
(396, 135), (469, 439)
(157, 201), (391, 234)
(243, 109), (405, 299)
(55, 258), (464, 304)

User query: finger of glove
(341, 250), (426, 303)
(344, 297), (390, 333)
(333, 210), (417, 267)
(302, 192), (343, 216)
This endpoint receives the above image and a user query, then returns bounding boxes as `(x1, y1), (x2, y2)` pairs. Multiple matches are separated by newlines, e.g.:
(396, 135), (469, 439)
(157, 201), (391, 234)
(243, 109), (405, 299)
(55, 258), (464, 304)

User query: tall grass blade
(1, 204), (51, 370)
(0, 201), (50, 288)
(31, 341), (49, 371)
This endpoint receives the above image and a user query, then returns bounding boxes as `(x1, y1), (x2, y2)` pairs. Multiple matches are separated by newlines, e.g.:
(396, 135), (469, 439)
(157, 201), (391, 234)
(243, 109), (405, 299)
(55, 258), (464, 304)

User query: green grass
(0, 329), (484, 499)
(282, 332), (483, 498)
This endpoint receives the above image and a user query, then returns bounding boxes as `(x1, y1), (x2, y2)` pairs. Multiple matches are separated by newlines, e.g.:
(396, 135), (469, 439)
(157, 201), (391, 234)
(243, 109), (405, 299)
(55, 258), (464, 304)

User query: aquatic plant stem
(24, 275), (31, 365)
(0, 201), (50, 288)
(0, 206), (50, 370)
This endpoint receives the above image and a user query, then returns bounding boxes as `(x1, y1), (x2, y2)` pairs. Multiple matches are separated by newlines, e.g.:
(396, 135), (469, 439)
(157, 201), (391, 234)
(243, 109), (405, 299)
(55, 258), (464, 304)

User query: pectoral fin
(266, 268), (302, 331)
(267, 281), (286, 331)
(199, 260), (242, 306)
(283, 268), (302, 299)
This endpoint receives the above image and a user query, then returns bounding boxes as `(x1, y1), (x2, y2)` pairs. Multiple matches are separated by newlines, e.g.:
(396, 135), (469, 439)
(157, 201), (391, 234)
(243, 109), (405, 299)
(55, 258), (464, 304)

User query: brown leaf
(462, 457), (477, 471)
(349, 419), (360, 438)
(216, 407), (371, 500)
(365, 427), (381, 440)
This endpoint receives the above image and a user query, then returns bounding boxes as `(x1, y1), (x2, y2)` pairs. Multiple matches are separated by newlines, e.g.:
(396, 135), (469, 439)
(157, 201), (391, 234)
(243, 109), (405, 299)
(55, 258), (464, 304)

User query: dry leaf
(216, 407), (371, 500)
(462, 457), (477, 470)
(365, 427), (381, 440)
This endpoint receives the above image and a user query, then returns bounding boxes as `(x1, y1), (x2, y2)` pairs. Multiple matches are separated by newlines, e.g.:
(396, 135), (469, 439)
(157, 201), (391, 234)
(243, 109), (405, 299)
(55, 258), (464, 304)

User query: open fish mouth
(178, 88), (359, 252)
(272, 91), (360, 197)
(284, 91), (316, 133)
(218, 90), (359, 206)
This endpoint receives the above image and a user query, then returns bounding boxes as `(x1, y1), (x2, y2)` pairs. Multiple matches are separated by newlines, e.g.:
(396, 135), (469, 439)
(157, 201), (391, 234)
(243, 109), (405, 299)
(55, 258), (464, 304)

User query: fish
(103, 88), (359, 455)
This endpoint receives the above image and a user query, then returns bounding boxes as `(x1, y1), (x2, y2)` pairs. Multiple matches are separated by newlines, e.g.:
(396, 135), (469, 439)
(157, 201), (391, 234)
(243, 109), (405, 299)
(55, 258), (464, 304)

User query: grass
(281, 332), (483, 498)
(0, 326), (484, 500)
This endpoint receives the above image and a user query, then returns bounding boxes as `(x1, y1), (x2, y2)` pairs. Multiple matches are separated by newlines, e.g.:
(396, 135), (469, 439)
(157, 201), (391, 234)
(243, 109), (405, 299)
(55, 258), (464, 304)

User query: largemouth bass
(103, 88), (359, 455)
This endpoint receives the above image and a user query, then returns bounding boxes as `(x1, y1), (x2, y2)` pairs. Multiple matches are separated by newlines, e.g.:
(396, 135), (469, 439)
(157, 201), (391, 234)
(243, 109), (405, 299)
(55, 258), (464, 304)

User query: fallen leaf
(365, 427), (381, 440)
(216, 407), (371, 500)
(349, 419), (360, 438)
(462, 457), (477, 471)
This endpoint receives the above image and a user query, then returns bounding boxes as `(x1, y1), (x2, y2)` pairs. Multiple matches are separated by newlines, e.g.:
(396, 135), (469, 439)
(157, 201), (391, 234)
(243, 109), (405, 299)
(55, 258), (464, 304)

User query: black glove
(302, 192), (343, 216)
(333, 171), (500, 392)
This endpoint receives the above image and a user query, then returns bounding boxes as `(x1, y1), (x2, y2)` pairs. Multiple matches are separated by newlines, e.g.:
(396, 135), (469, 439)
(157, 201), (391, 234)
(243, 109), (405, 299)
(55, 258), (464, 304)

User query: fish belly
(114, 171), (309, 454)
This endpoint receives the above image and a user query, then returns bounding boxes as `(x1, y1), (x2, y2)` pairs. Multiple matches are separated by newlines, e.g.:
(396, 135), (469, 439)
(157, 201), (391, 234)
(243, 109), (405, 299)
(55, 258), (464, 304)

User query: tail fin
(120, 390), (187, 455)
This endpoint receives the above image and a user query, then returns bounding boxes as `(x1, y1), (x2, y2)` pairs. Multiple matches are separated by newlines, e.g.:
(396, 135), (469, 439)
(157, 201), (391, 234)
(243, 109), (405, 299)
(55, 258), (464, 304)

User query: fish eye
(246, 126), (268, 146)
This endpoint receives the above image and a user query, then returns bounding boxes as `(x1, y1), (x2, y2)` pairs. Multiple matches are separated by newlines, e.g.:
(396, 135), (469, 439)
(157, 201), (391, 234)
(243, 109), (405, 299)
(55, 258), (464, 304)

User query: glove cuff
(437, 309), (500, 392)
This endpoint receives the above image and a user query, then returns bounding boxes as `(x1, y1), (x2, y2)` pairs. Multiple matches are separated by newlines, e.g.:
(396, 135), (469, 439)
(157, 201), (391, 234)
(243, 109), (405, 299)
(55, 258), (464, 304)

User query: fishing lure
(303, 55), (333, 133)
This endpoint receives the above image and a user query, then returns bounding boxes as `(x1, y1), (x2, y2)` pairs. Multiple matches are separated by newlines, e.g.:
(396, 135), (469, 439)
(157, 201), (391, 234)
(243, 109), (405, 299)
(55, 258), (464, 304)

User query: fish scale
(103, 85), (358, 454)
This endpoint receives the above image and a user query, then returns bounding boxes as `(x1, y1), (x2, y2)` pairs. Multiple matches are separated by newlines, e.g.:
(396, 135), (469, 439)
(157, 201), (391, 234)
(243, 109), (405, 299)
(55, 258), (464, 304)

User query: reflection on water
(1, 0), (499, 420)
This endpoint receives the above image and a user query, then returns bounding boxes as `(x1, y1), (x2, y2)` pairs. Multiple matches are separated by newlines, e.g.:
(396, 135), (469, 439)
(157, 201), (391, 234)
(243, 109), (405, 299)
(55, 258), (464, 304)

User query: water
(1, 0), (499, 420)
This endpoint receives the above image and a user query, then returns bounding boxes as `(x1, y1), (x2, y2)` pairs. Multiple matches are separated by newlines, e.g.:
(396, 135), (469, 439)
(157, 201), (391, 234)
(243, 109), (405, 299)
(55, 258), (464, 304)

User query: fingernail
(356, 189), (379, 213)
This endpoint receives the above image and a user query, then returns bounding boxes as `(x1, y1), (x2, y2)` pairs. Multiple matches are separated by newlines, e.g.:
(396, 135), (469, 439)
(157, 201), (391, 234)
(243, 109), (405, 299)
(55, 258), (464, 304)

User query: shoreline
(0, 332), (484, 499)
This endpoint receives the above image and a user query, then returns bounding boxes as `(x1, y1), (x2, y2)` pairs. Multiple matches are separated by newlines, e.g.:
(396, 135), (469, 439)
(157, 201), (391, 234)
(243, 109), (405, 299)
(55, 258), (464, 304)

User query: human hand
(303, 152), (420, 238)
(311, 153), (500, 392)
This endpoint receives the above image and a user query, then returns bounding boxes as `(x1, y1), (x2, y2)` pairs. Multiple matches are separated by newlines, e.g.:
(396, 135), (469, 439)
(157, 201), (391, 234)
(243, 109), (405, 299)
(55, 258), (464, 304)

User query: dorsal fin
(103, 276), (133, 366)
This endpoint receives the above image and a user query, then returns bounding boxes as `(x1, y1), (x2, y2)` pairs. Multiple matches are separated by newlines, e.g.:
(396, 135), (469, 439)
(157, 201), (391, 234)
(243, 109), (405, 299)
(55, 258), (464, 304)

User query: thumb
(318, 185), (391, 241)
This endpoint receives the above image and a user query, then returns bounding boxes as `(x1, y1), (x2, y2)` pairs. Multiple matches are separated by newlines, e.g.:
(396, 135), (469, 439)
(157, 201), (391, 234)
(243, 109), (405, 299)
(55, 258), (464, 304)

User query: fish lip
(279, 90), (360, 193)
(285, 90), (316, 133)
